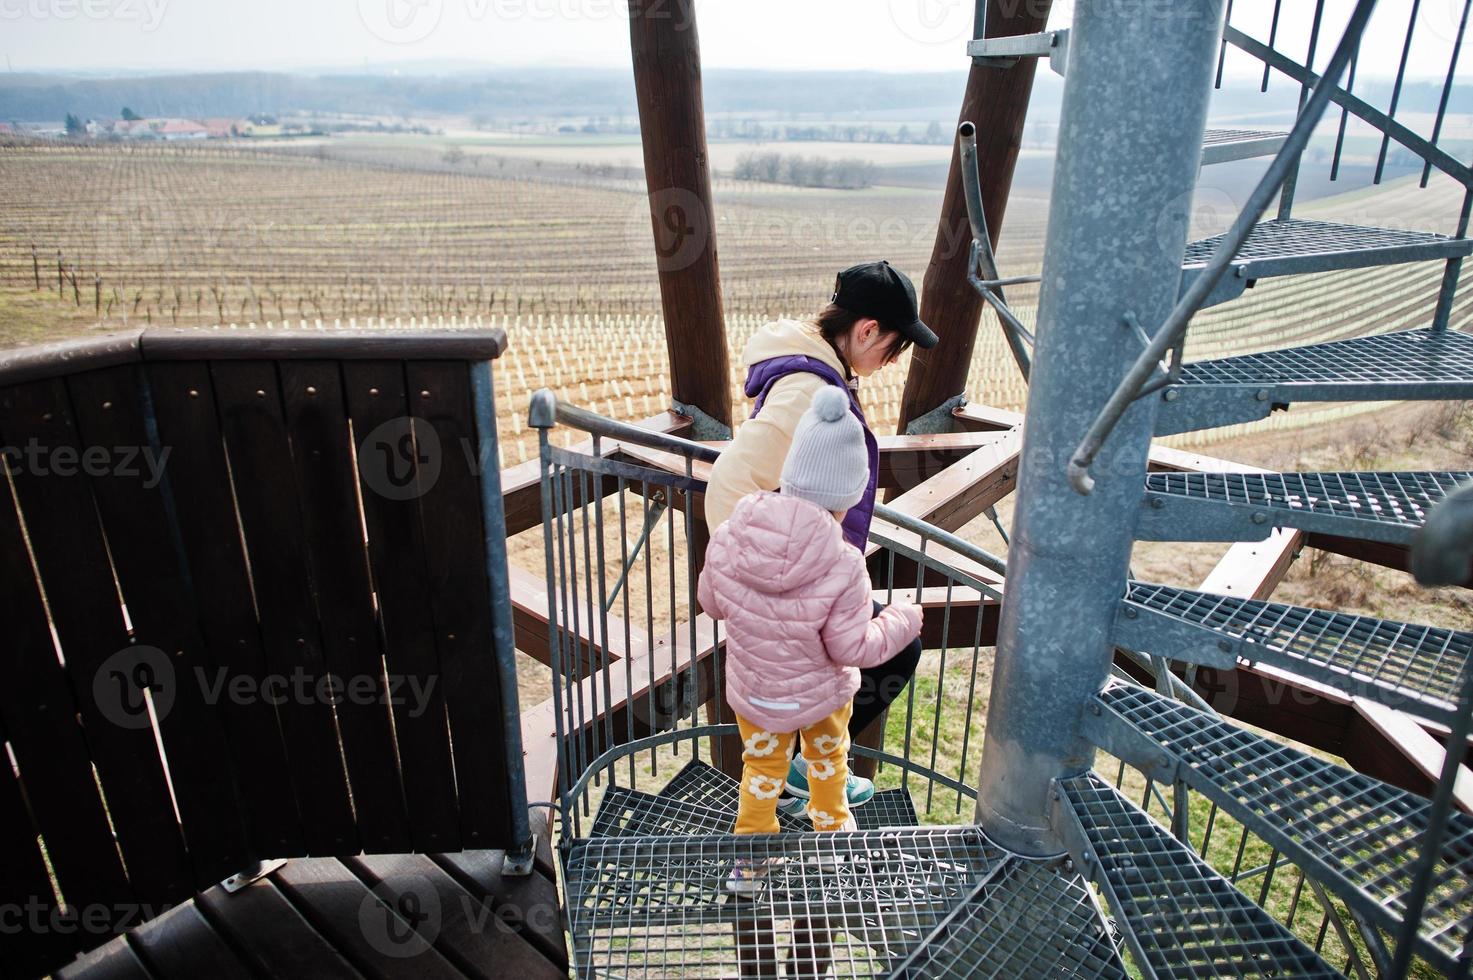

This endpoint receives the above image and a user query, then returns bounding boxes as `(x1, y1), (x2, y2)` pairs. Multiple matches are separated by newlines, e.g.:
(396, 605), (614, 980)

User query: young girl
(698, 387), (923, 893)
(703, 260), (937, 812)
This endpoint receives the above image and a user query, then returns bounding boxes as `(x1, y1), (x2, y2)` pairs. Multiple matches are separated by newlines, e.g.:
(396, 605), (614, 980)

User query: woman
(703, 259), (937, 811)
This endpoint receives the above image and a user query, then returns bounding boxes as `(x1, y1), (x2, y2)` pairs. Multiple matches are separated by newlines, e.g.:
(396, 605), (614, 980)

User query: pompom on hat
(780, 387), (869, 513)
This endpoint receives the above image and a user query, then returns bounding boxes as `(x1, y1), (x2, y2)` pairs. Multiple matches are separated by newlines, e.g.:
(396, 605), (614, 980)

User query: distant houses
(64, 116), (257, 141)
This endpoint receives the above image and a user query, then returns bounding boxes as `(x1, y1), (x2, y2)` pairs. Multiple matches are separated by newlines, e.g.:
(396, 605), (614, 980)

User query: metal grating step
(1082, 684), (1473, 975)
(653, 758), (921, 832)
(1154, 327), (1473, 435)
(886, 857), (1127, 979)
(1053, 772), (1343, 979)
(1200, 128), (1289, 166)
(562, 827), (1005, 978)
(1178, 219), (1471, 308)
(1116, 581), (1471, 725)
(1138, 470), (1473, 546)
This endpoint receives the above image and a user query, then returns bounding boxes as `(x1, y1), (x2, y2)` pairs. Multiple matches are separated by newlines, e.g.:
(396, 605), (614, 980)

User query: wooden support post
(895, 0), (1054, 441)
(628, 0), (732, 434)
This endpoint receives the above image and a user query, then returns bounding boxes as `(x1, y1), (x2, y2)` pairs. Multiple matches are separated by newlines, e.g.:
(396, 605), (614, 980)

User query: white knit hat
(780, 387), (868, 513)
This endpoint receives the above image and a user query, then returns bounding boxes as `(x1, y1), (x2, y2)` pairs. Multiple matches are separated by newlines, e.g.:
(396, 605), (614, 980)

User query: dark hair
(813, 302), (912, 372)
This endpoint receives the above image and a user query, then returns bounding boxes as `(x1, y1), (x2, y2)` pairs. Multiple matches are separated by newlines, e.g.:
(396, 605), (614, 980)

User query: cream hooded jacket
(703, 318), (850, 532)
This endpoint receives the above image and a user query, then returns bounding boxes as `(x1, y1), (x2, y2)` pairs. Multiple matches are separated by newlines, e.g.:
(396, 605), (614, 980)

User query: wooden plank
(271, 859), (465, 980)
(52, 939), (153, 980)
(142, 326), (507, 362)
(210, 361), (358, 854)
(0, 376), (192, 903)
(67, 365), (251, 888)
(509, 564), (648, 675)
(406, 361), (513, 849)
(145, 361), (304, 857)
(0, 330), (140, 387)
(195, 881), (362, 980)
(278, 361), (411, 854)
(353, 853), (564, 980)
(431, 851), (567, 971)
(0, 466), (131, 918)
(0, 719), (81, 978)
(1351, 699), (1473, 812)
(130, 902), (253, 980)
(342, 361), (459, 852)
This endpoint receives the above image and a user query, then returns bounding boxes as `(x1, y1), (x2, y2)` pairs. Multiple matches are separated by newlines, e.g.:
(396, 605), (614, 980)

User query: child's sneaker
(787, 757), (874, 808)
(775, 795), (807, 819)
(725, 857), (773, 897)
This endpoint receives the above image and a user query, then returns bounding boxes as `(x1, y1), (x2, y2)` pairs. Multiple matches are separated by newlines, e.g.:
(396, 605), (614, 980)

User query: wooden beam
(1351, 699), (1473, 813)
(898, 0), (1055, 435)
(508, 565), (650, 677)
(501, 411), (691, 536)
(628, 0), (731, 430)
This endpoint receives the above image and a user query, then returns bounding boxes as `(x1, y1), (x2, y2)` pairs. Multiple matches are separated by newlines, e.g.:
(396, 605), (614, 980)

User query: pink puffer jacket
(698, 490), (924, 732)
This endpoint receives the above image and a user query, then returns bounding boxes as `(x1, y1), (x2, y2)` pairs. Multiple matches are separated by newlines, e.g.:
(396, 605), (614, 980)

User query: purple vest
(745, 355), (879, 553)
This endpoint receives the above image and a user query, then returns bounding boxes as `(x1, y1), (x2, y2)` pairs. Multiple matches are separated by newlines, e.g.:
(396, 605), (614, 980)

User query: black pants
(850, 600), (922, 739)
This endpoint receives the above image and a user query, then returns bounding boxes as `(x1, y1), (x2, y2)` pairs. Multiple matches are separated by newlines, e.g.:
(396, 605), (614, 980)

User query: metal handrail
(959, 122), (1033, 382)
(1065, 0), (1378, 496)
(530, 387), (1012, 576)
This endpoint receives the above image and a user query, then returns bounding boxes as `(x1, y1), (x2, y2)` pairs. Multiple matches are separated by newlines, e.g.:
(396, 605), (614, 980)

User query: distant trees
(442, 146), (466, 165)
(64, 113), (84, 136)
(121, 107), (141, 121)
(733, 151), (875, 190)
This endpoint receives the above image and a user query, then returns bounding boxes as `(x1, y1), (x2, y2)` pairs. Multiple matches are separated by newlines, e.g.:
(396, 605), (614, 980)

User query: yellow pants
(734, 703), (852, 835)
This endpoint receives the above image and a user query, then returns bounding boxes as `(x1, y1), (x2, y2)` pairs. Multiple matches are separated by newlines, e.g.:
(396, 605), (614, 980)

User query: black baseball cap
(831, 260), (939, 350)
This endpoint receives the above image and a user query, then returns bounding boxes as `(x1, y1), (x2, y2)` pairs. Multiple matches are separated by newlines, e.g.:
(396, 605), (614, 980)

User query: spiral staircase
(533, 1), (1473, 976)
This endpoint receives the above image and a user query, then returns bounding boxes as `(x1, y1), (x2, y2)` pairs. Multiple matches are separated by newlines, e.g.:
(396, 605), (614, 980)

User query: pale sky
(0, 0), (1464, 78)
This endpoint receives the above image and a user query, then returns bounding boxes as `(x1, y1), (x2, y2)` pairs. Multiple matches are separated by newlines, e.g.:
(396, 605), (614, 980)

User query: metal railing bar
(1373, 0), (1422, 185)
(1225, 23), (1473, 189)
(960, 123), (1033, 382)
(1215, 0), (1235, 89)
(1260, 0), (1282, 92)
(1421, 0), (1471, 188)
(606, 488), (666, 613)
(1067, 0), (1379, 496)
(1331, 47), (1358, 182)
(1388, 666), (1473, 977)
(682, 452), (701, 763)
(530, 387), (719, 462)
(1275, 0), (1325, 221)
(618, 476), (635, 785)
(872, 503), (1009, 579)
(591, 443), (616, 776)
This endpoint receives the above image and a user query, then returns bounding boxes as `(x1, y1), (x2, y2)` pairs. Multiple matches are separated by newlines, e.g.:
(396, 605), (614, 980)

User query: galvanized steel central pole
(975, 0), (1227, 855)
